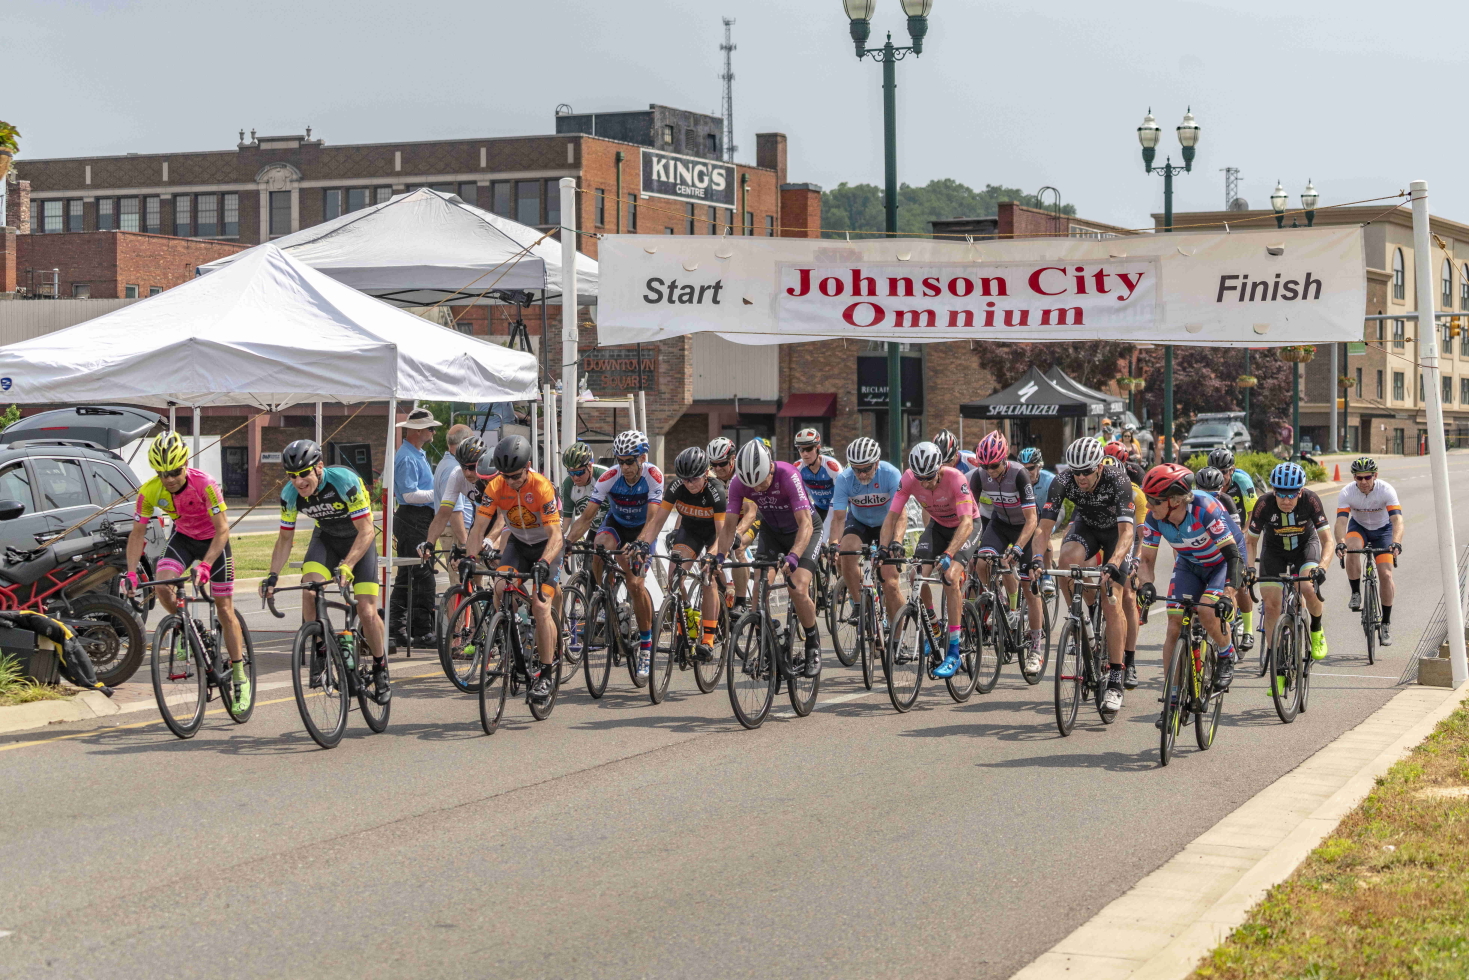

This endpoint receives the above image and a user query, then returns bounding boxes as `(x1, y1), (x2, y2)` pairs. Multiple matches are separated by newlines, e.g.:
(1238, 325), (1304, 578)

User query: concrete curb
(1009, 681), (1469, 980)
(0, 689), (121, 736)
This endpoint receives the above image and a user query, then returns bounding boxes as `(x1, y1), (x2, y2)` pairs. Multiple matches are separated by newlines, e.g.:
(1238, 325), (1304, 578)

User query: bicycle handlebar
(259, 579), (353, 620)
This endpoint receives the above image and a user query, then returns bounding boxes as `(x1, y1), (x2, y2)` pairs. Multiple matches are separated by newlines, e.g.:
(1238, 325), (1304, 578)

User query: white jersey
(1335, 479), (1401, 531)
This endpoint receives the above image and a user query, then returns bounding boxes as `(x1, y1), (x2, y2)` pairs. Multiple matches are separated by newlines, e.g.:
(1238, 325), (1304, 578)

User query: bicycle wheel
(786, 620), (820, 717)
(1362, 572), (1378, 666)
(150, 615), (205, 739)
(727, 611), (776, 730)
(828, 579), (859, 667)
(946, 602), (982, 703)
(221, 610), (257, 724)
(611, 583), (647, 690)
(859, 592), (880, 691)
(356, 630), (391, 733)
(560, 586), (588, 684)
(1158, 637), (1189, 766)
(1296, 617), (1313, 714)
(67, 592), (146, 688)
(478, 613), (511, 734)
(971, 595), (1002, 695)
(292, 622), (348, 749)
(884, 606), (926, 713)
(648, 597), (681, 705)
(693, 601), (727, 694)
(581, 591), (615, 699)
(1195, 644), (1223, 750)
(1268, 617), (1301, 723)
(1052, 621), (1083, 735)
(439, 588), (490, 693)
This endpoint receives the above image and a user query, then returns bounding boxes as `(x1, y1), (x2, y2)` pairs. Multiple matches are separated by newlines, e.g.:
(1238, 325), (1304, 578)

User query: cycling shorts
(598, 516), (645, 547)
(303, 532), (380, 596)
(1167, 559), (1229, 611)
(1259, 533), (1322, 580)
(158, 531), (234, 598)
(840, 516), (882, 548)
(754, 525), (820, 575)
(1064, 520), (1120, 564)
(912, 520), (975, 566)
(501, 535), (561, 597)
(1345, 519), (1394, 563)
(977, 520), (1033, 577)
(669, 522), (718, 556)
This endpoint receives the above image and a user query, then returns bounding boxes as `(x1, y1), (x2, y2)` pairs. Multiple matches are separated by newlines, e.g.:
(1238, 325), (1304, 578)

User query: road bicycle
(145, 575), (256, 739)
(647, 553), (728, 703)
(831, 545), (891, 690)
(1341, 546), (1394, 666)
(1253, 568), (1323, 724)
(1147, 590), (1226, 766)
(435, 552), (490, 693)
(723, 558), (820, 729)
(575, 542), (649, 698)
(473, 566), (563, 734)
(883, 556), (982, 712)
(823, 543), (862, 668)
(266, 579), (390, 749)
(967, 553), (1047, 689)
(1049, 565), (1117, 735)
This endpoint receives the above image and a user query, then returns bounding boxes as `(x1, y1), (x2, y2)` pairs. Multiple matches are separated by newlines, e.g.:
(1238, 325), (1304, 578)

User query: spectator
(390, 407), (440, 647)
(433, 423), (475, 585)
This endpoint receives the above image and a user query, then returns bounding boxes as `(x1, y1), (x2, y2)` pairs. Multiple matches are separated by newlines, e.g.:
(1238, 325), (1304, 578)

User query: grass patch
(0, 653), (68, 707)
(1191, 701), (1469, 980)
(228, 532), (311, 576)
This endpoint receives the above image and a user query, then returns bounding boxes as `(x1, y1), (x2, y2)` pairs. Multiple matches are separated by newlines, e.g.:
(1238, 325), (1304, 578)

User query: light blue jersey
(831, 461), (904, 528)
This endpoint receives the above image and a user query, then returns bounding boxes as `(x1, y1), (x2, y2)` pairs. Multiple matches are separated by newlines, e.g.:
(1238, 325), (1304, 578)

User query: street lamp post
(1137, 108), (1199, 463)
(1272, 179), (1321, 458)
(844, 0), (932, 464)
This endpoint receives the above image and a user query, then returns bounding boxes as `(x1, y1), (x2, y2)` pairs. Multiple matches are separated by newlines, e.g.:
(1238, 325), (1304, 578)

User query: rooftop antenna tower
(1221, 166), (1242, 209)
(720, 18), (737, 162)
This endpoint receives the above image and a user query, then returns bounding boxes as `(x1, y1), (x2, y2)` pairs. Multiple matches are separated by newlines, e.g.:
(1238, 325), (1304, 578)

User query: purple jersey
(727, 461), (811, 534)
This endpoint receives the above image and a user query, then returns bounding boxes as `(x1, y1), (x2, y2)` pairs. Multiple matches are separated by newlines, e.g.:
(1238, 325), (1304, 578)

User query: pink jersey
(890, 468), (977, 528)
(135, 468), (227, 540)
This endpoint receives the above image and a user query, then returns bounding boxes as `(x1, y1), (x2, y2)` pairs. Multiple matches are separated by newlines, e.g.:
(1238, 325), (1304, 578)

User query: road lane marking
(1310, 671), (1402, 679)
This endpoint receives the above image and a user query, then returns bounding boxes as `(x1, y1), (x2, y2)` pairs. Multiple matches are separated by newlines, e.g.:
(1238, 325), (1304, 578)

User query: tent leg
(531, 399), (539, 474)
(192, 406), (201, 464)
(383, 399), (396, 623)
(168, 404), (176, 432)
(315, 401), (323, 447)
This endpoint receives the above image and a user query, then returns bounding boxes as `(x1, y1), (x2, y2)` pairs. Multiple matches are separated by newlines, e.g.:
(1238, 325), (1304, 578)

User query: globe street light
(843, 0), (933, 462)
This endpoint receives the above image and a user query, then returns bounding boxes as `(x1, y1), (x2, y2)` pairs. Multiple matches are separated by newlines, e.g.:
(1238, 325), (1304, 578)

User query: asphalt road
(1, 454), (1461, 980)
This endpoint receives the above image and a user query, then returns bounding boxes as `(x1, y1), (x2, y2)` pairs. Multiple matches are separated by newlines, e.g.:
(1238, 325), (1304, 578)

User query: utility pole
(720, 18), (737, 163)
(1221, 166), (1241, 210)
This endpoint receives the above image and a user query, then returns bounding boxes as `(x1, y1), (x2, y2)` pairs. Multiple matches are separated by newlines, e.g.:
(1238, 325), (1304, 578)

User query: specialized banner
(596, 226), (1366, 347)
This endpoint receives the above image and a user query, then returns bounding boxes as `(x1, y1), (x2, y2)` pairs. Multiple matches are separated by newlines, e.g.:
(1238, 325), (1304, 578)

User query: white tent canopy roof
(0, 244), (539, 408)
(195, 188), (598, 306)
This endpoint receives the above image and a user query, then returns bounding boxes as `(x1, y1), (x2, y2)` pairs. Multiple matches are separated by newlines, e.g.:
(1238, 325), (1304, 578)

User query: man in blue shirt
(390, 407), (440, 647)
(828, 436), (905, 623)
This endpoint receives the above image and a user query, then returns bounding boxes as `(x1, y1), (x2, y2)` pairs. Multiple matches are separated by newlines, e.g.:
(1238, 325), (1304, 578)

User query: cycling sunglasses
(285, 466), (315, 479)
(1274, 488), (1302, 499)
(566, 467), (589, 477)
(798, 444), (821, 453)
(501, 468), (527, 482)
(1071, 466), (1098, 478)
(852, 462), (877, 476)
(1353, 473), (1376, 481)
(1145, 493), (1180, 507)
(615, 455), (641, 466)
(159, 466), (186, 479)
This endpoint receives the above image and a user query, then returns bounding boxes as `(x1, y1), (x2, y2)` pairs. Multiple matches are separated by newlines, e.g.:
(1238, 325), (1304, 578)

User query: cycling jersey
(831, 461), (903, 528)
(1030, 467), (1056, 503)
(280, 466), (372, 539)
(589, 463), (664, 527)
(1224, 468), (1259, 517)
(966, 461), (1035, 527)
(951, 450), (977, 476)
(1248, 489), (1329, 553)
(1335, 479), (1401, 531)
(661, 476), (727, 536)
(1140, 490), (1235, 567)
(796, 455), (843, 511)
(136, 468), (226, 540)
(560, 464), (610, 522)
(475, 470), (562, 545)
(1039, 465), (1135, 530)
(727, 461), (811, 534)
(890, 468), (977, 529)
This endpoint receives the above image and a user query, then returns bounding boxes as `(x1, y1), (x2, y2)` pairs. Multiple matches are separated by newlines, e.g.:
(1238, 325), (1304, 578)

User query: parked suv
(1179, 411), (1252, 459)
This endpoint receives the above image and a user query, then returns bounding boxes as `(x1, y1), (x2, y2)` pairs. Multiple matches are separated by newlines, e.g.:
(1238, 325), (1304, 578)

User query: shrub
(1185, 451), (1325, 486)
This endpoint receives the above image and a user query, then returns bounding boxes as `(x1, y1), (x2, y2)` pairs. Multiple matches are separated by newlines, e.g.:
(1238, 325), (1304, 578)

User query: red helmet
(974, 430), (1009, 466)
(1141, 463), (1193, 498)
(1102, 441), (1132, 462)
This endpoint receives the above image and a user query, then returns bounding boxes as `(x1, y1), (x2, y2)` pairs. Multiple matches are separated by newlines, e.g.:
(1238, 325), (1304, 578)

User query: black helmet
(475, 454), (498, 481)
(1207, 447), (1235, 470)
(491, 434), (532, 474)
(932, 429), (958, 461)
(454, 436), (486, 468)
(1194, 466), (1226, 492)
(281, 439), (322, 474)
(674, 446), (708, 481)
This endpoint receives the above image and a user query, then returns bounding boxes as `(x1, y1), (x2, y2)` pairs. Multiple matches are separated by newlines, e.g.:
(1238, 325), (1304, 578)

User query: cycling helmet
(280, 439), (322, 475)
(674, 446), (708, 481)
(148, 431), (190, 472)
(1063, 436), (1106, 471)
(1141, 463), (1194, 498)
(1122, 422), (1137, 434)
(846, 436), (881, 467)
(974, 430), (1009, 466)
(454, 436), (486, 469)
(706, 436), (736, 466)
(612, 429), (648, 459)
(1206, 447), (1235, 470)
(932, 429), (958, 461)
(1350, 456), (1378, 475)
(735, 439), (773, 487)
(793, 427), (822, 448)
(1269, 461), (1307, 491)
(1102, 456), (1118, 467)
(908, 441), (944, 480)
(1102, 441), (1132, 462)
(491, 434), (532, 474)
(475, 454), (498, 480)
(562, 441), (594, 470)
(1194, 466), (1227, 492)
(1017, 447), (1043, 466)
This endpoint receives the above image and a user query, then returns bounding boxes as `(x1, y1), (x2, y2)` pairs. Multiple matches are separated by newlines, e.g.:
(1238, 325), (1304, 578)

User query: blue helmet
(1269, 461), (1307, 491)
(1018, 447), (1043, 465)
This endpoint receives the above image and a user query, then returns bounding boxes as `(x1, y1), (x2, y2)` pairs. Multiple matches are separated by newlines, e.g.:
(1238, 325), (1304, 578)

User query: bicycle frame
(142, 575), (230, 688)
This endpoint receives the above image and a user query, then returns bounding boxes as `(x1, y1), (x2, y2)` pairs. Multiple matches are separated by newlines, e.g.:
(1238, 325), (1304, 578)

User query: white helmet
(908, 441), (943, 480)
(846, 436), (881, 467)
(735, 439), (773, 487)
(612, 429), (648, 458)
(1064, 436), (1106, 471)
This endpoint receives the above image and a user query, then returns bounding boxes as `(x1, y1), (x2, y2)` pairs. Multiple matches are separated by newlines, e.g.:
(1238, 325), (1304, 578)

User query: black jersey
(1247, 489), (1328, 552)
(1040, 465), (1136, 530)
(661, 477), (728, 535)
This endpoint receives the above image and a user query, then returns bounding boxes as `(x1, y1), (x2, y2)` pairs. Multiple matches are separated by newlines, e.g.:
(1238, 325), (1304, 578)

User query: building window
(148, 286), (162, 297)
(1393, 318), (1405, 348)
(515, 180), (540, 225)
(627, 193), (638, 232)
(1420, 373), (1426, 401)
(686, 202), (695, 235)
(766, 215), (775, 237)
(1462, 264), (1469, 310)
(1444, 259), (1454, 308)
(725, 208), (735, 234)
(97, 198), (115, 231)
(1461, 377), (1468, 405)
(124, 285), (140, 299)
(706, 205), (718, 233)
(222, 193), (239, 236)
(67, 200), (84, 233)
(685, 128), (697, 154)
(1376, 370), (1384, 400)
(743, 211), (754, 235)
(663, 124), (675, 147)
(196, 194), (218, 236)
(323, 189), (343, 221)
(39, 200), (63, 234)
(665, 227), (675, 234)
(545, 182), (561, 227)
(1356, 367), (1363, 396)
(118, 197), (140, 232)
(269, 191), (291, 235)
(71, 283), (91, 298)
(1444, 375), (1454, 403)
(144, 196), (161, 234)
(374, 186), (392, 204)
(174, 195), (191, 236)
(346, 187), (369, 213)
(1447, 323), (1456, 357)
(458, 182), (478, 206)
(706, 133), (719, 157)
(595, 188), (606, 227)
(1393, 371), (1404, 401)
(1393, 248), (1406, 301)
(491, 182), (512, 217)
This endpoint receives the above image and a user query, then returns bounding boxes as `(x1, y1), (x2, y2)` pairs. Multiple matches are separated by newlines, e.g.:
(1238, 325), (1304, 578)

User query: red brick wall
(779, 186), (821, 238)
(0, 227), (15, 293)
(5, 178), (30, 233)
(15, 231), (247, 298)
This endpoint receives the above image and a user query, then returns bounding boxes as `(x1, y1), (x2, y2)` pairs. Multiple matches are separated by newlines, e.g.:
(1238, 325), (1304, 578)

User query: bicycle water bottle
(337, 630), (356, 670)
(685, 606), (700, 641)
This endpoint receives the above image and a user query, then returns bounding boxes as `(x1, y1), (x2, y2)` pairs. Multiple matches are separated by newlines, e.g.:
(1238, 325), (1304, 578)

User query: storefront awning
(778, 392), (838, 418)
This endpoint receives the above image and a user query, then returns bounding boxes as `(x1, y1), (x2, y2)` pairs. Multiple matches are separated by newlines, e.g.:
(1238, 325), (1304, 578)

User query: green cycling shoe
(231, 664), (252, 713)
(1309, 630), (1328, 661)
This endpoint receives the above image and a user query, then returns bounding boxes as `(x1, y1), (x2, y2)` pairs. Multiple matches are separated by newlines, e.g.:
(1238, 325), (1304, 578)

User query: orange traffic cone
(1332, 464), (1341, 482)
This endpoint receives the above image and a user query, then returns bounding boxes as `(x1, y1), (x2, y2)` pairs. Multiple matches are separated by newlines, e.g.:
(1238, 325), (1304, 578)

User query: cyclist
(559, 441), (609, 527)
(125, 432), (248, 711)
(1104, 455), (1150, 690)
(1018, 447), (1055, 502)
(1135, 463), (1244, 710)
(460, 435), (565, 703)
(564, 429), (664, 679)
(1247, 461), (1333, 675)
(966, 429), (1043, 655)
(262, 439), (388, 698)
(1194, 465), (1255, 652)
(933, 429), (976, 476)
(1036, 437), (1136, 702)
(829, 436), (905, 624)
(793, 427), (843, 543)
(643, 446), (726, 661)
(713, 440), (824, 678)
(708, 436), (756, 612)
(418, 436), (489, 566)
(881, 441), (978, 679)
(1333, 456), (1403, 645)
(1208, 447), (1259, 520)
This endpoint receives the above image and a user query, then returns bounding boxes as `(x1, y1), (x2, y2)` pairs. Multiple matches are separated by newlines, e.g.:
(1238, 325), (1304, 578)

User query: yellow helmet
(148, 432), (189, 472)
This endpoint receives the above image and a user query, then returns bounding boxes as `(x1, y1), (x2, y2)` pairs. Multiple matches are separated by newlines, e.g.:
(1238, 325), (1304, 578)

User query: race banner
(595, 225), (1366, 347)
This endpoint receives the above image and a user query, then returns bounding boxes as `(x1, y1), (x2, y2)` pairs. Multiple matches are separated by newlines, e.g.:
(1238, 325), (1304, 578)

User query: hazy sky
(10, 0), (1460, 231)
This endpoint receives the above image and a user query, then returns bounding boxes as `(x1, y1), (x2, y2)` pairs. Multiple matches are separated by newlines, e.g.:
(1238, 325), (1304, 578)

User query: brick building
(932, 202), (1134, 242)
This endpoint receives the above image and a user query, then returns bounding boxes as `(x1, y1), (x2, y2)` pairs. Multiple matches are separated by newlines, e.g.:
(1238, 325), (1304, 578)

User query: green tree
(0, 405), (20, 431)
(822, 179), (1075, 238)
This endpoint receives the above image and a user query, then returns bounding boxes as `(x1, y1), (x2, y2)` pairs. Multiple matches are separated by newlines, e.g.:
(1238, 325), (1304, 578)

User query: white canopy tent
(196, 187), (599, 306)
(0, 244), (539, 602)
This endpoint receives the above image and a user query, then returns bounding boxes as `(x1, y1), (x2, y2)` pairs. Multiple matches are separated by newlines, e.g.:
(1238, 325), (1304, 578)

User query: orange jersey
(475, 470), (561, 544)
